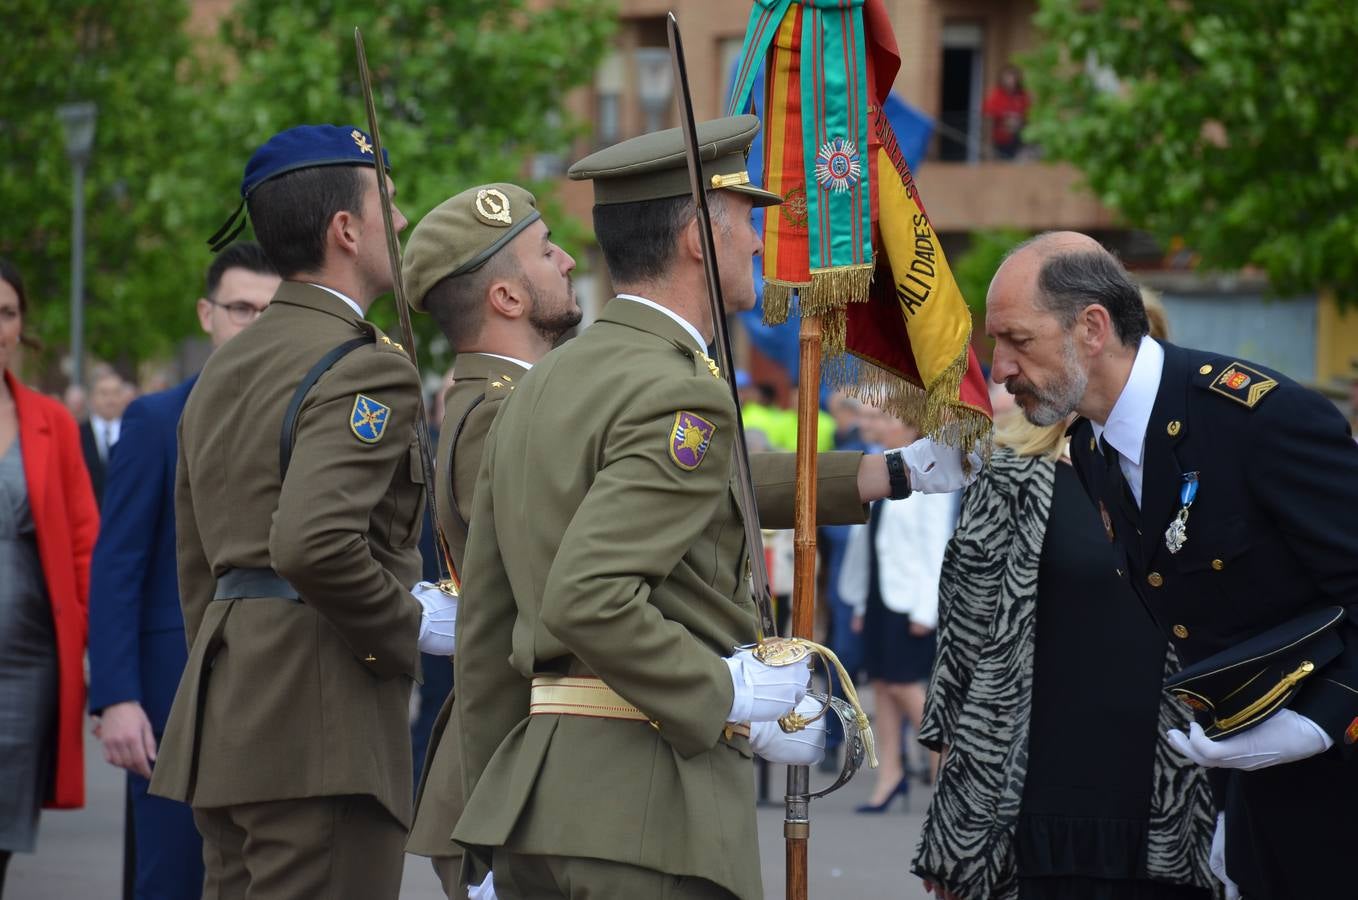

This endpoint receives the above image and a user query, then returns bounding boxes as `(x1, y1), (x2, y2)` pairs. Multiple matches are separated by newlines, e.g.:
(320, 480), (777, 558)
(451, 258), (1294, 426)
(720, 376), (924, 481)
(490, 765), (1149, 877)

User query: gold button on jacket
(1148, 572), (1165, 587)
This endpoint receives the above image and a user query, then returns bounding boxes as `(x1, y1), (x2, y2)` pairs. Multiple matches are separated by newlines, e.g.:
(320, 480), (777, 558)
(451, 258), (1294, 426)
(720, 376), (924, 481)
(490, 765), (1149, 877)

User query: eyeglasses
(210, 299), (267, 325)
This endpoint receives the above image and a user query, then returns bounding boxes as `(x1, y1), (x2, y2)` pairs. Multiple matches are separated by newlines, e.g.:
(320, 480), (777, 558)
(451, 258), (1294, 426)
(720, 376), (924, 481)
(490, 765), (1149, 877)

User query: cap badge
(474, 188), (513, 226)
(669, 411), (716, 471)
(351, 129), (374, 155)
(814, 137), (862, 193)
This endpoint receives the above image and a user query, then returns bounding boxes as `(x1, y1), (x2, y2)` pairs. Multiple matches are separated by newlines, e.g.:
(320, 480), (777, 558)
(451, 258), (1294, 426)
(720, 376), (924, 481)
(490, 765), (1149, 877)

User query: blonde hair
(998, 283), (1171, 460)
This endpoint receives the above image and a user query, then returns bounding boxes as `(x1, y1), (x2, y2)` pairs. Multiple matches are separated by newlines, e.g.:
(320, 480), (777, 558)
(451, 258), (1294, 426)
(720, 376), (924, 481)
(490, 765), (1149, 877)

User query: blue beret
(241, 124), (390, 198)
(209, 124), (392, 251)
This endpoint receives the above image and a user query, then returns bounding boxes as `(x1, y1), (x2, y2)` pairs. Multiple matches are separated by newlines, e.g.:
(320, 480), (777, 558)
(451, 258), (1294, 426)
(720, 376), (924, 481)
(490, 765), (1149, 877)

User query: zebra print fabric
(911, 449), (1216, 899)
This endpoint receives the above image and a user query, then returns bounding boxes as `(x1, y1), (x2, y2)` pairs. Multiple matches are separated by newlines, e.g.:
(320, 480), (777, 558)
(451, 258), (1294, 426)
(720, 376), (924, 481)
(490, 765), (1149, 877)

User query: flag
(728, 0), (991, 448)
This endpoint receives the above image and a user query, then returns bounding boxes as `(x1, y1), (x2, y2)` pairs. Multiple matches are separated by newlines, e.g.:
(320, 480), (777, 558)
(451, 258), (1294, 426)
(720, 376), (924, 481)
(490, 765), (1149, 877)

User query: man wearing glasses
(88, 241), (278, 900)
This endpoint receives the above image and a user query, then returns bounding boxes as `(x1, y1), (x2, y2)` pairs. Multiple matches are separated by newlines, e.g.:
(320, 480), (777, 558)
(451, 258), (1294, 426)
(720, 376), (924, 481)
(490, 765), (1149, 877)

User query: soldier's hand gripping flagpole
(666, 13), (877, 898)
(354, 27), (459, 595)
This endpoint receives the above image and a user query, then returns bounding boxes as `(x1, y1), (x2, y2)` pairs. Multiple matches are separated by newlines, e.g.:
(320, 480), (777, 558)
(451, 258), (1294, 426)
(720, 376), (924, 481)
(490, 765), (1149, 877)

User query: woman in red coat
(0, 259), (97, 889)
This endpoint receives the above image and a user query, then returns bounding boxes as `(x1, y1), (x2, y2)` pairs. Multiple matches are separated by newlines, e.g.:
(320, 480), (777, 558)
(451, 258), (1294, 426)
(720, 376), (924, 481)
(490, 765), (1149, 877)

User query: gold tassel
(762, 280), (800, 326)
(823, 343), (994, 460)
(798, 263), (875, 317)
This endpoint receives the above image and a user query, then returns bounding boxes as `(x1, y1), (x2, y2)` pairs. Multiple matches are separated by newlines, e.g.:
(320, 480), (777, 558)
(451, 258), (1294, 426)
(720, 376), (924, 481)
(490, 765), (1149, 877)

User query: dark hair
(0, 257), (38, 350)
(206, 240), (277, 299)
(1035, 249), (1149, 347)
(246, 165), (367, 277)
(592, 194), (697, 284)
(423, 249), (518, 351)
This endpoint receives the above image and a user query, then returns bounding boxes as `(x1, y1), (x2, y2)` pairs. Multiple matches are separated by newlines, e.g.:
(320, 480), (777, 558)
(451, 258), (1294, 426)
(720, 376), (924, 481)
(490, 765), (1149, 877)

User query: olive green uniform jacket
(452, 298), (867, 899)
(408, 353), (525, 866)
(150, 282), (426, 827)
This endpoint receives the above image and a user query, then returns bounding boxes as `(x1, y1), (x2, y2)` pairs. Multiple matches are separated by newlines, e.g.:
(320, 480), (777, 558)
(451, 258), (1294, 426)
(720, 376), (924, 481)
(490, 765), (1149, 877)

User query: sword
(354, 27), (459, 593)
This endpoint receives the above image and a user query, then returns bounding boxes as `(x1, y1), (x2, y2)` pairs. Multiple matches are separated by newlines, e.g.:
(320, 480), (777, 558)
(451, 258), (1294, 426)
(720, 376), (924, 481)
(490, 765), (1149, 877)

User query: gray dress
(0, 438), (58, 852)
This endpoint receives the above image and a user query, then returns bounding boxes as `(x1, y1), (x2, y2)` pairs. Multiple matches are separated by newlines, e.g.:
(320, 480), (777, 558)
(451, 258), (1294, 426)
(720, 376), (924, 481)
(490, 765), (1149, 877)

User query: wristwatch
(884, 448), (912, 500)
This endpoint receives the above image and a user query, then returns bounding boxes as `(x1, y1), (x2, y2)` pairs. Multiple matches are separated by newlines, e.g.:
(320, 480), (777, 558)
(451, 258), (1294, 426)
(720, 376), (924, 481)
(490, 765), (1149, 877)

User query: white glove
(724, 649), (810, 723)
(467, 871), (496, 900)
(749, 696), (828, 765)
(896, 439), (983, 494)
(1209, 812), (1241, 900)
(414, 581), (458, 656)
(1166, 710), (1333, 771)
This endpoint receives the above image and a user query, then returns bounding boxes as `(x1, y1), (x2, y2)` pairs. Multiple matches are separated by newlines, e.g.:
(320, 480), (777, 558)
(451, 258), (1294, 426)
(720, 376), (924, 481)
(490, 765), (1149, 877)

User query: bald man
(987, 231), (1358, 899)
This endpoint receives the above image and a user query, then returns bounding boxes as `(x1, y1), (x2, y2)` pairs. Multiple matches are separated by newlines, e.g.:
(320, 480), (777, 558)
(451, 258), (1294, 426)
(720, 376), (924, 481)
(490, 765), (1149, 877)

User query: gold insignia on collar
(491, 381), (504, 388)
(1208, 362), (1278, 409)
(699, 352), (721, 378)
(1167, 420), (1182, 437)
(351, 129), (373, 155)
(474, 188), (513, 226)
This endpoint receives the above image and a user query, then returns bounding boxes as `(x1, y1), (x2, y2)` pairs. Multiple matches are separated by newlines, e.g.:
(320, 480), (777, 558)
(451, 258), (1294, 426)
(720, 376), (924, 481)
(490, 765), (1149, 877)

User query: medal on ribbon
(1164, 471), (1199, 554)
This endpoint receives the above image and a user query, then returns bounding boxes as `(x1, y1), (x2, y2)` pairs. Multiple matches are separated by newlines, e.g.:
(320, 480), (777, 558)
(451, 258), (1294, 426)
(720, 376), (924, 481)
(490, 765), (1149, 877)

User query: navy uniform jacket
(1069, 342), (1358, 751)
(88, 376), (196, 730)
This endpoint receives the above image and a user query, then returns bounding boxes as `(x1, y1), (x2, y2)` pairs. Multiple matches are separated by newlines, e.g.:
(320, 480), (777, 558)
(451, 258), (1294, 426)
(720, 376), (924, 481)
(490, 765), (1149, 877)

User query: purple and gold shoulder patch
(669, 411), (716, 471)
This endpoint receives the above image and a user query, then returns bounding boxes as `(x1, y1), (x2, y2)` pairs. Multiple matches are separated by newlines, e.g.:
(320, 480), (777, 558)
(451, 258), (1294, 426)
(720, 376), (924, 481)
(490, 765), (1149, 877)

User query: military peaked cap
(1165, 605), (1347, 738)
(568, 114), (781, 207)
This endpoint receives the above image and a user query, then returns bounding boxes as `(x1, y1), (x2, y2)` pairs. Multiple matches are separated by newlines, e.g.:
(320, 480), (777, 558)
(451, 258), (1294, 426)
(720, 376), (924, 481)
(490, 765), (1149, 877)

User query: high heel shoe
(855, 776), (909, 813)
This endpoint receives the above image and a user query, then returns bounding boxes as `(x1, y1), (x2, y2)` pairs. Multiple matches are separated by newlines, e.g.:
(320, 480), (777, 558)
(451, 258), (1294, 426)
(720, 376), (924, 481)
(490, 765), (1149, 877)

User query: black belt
(213, 567), (300, 602)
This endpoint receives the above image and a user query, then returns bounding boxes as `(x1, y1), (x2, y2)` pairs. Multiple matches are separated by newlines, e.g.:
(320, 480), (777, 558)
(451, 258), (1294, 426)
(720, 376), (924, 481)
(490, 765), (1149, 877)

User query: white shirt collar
(1092, 335), (1164, 465)
(615, 294), (706, 353)
(478, 352), (533, 371)
(306, 283), (364, 319)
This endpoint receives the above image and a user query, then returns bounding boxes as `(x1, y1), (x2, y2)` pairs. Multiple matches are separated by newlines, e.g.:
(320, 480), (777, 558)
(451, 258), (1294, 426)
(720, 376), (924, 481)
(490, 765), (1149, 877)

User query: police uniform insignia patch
(1208, 362), (1278, 408)
(669, 411), (716, 471)
(350, 394), (390, 443)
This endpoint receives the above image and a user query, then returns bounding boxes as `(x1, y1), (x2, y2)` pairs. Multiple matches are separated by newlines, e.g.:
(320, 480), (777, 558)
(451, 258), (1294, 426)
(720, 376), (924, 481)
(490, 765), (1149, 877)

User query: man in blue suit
(88, 242), (279, 898)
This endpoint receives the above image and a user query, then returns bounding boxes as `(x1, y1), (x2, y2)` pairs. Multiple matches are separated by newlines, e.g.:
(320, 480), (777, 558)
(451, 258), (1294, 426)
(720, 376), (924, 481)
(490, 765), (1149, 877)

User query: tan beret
(567, 114), (781, 208)
(403, 183), (541, 312)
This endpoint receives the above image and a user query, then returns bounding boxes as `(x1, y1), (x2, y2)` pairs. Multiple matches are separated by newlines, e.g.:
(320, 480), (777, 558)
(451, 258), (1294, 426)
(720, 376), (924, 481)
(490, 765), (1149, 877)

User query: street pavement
(11, 732), (933, 899)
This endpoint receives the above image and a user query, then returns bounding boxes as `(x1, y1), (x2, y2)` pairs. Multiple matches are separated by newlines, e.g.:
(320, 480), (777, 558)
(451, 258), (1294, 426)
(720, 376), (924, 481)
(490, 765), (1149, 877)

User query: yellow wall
(1316, 289), (1358, 384)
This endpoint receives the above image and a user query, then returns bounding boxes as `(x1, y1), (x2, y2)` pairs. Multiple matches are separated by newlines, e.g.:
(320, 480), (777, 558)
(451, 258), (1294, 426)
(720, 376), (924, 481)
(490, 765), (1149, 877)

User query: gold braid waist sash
(529, 674), (751, 740)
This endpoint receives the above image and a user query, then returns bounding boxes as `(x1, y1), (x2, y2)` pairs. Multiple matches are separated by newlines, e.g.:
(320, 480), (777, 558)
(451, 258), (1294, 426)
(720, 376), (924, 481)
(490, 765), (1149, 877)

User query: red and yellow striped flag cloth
(730, 0), (992, 446)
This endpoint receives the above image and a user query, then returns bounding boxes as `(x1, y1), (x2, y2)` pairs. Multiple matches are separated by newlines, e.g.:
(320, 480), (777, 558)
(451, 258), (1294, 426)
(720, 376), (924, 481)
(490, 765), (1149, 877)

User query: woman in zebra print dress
(910, 411), (1217, 900)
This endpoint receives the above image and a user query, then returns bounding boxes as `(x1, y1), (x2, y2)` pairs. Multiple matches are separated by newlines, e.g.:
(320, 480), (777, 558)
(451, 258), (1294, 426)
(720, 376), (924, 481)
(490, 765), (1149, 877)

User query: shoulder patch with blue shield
(350, 394), (390, 444)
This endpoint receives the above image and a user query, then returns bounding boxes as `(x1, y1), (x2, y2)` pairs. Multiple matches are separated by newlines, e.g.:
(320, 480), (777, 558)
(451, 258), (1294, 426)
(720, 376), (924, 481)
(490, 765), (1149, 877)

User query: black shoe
(854, 776), (909, 814)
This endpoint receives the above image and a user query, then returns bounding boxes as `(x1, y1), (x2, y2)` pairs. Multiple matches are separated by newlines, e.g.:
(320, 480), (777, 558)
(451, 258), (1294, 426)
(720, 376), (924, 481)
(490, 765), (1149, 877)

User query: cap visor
(726, 184), (783, 207)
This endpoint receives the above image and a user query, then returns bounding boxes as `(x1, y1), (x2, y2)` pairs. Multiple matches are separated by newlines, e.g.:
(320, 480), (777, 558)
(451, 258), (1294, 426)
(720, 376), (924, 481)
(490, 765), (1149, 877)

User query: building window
(595, 51), (624, 147)
(937, 21), (984, 163)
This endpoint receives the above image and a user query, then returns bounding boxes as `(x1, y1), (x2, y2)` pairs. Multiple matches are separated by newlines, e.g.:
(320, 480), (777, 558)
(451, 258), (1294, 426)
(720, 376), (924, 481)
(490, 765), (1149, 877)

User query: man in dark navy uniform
(985, 231), (1358, 899)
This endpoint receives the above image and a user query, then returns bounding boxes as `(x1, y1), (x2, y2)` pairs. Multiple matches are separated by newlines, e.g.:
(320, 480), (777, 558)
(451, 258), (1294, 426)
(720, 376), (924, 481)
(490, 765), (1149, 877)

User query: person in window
(984, 64), (1031, 161)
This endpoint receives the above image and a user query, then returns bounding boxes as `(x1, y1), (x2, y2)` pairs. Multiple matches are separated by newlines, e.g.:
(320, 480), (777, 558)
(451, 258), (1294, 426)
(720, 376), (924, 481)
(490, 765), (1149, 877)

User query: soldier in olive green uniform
(149, 125), (457, 899)
(400, 183), (580, 895)
(451, 117), (979, 900)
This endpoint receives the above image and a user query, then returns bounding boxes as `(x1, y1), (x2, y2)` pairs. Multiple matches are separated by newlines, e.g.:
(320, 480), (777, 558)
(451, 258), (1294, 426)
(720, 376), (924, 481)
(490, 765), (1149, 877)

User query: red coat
(6, 370), (98, 809)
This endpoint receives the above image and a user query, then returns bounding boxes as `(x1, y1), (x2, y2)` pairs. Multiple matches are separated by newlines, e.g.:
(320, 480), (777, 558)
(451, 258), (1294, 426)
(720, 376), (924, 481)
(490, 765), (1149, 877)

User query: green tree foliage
(953, 228), (1031, 321)
(2, 0), (615, 376)
(1025, 0), (1358, 301)
(3, 0), (216, 375)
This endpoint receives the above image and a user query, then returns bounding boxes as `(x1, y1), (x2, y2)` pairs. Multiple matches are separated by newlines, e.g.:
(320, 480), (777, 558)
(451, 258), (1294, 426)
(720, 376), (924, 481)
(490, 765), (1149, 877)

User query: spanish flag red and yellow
(728, 0), (991, 448)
